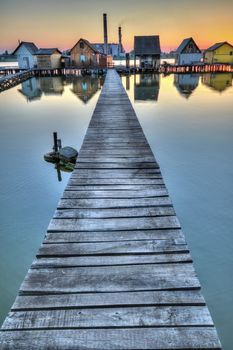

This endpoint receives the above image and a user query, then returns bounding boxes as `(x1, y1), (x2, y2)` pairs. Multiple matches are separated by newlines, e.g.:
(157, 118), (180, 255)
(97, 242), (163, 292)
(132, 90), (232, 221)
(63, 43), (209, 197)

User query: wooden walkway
(0, 70), (221, 349)
(0, 70), (34, 92)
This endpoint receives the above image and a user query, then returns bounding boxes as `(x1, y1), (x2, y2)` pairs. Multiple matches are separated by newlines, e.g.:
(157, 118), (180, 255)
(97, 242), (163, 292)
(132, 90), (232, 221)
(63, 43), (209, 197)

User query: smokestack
(103, 13), (108, 55)
(118, 26), (122, 55)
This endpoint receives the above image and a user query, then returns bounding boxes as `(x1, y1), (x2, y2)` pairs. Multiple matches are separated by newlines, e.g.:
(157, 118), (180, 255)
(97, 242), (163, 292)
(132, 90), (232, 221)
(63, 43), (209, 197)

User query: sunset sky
(1, 0), (233, 53)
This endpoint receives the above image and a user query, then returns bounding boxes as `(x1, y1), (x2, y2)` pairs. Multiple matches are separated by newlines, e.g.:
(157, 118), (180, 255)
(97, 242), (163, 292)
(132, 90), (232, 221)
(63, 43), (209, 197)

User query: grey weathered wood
(75, 162), (159, 169)
(45, 229), (185, 243)
(0, 69), (221, 349)
(20, 264), (199, 293)
(37, 239), (187, 257)
(76, 156), (156, 162)
(12, 290), (205, 310)
(0, 328), (221, 349)
(62, 189), (168, 198)
(68, 178), (165, 186)
(48, 216), (180, 232)
(70, 169), (162, 179)
(2, 306), (213, 330)
(53, 206), (174, 219)
(32, 253), (192, 268)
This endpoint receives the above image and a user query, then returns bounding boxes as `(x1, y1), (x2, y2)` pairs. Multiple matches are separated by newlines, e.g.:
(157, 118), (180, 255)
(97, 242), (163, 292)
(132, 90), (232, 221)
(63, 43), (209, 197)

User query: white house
(175, 37), (202, 65)
(12, 41), (38, 69)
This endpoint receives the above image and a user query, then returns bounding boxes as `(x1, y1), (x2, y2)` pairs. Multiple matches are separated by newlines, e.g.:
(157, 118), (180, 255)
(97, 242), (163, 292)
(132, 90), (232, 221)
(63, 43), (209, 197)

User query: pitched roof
(205, 41), (233, 51)
(176, 37), (201, 54)
(35, 48), (61, 55)
(134, 36), (161, 55)
(71, 39), (106, 55)
(12, 41), (38, 55)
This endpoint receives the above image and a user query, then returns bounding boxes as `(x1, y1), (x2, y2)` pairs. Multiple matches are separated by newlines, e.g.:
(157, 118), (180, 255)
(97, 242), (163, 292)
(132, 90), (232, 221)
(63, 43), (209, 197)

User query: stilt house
(70, 39), (107, 68)
(134, 36), (161, 69)
(12, 41), (38, 69)
(175, 38), (202, 65)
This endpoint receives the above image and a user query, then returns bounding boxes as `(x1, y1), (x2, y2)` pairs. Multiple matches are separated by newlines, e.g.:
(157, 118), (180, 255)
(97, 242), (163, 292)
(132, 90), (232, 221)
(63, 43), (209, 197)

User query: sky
(0, 0), (233, 53)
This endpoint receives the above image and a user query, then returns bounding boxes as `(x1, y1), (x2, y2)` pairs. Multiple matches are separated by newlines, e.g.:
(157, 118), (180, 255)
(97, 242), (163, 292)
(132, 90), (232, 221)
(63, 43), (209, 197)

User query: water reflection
(17, 76), (103, 103)
(134, 74), (160, 102)
(202, 73), (233, 92)
(18, 78), (42, 102)
(174, 74), (199, 99)
(71, 76), (101, 104)
(40, 76), (64, 96)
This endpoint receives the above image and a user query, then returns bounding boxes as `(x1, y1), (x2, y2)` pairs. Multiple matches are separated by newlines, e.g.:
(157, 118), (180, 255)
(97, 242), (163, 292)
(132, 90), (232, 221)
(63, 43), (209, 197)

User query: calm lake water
(0, 71), (233, 349)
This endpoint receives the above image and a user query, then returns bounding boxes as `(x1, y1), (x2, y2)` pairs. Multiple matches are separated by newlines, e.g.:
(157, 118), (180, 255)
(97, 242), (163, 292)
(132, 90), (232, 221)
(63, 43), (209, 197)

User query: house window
(80, 42), (84, 49)
(80, 54), (86, 62)
(230, 51), (233, 55)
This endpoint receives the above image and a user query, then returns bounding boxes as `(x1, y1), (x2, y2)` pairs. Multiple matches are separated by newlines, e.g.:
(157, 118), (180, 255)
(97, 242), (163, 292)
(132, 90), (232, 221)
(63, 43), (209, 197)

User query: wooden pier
(0, 69), (34, 92)
(0, 69), (221, 349)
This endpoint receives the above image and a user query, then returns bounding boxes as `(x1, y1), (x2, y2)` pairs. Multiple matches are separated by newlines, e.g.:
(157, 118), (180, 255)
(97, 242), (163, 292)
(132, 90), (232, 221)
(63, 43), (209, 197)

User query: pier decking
(0, 70), (221, 349)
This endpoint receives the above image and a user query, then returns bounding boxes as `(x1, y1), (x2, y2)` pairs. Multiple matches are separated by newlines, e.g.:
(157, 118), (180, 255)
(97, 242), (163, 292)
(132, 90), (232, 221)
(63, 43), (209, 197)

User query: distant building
(12, 41), (38, 69)
(34, 48), (62, 69)
(70, 39), (107, 68)
(92, 43), (125, 58)
(204, 42), (233, 64)
(175, 37), (202, 65)
(134, 36), (161, 69)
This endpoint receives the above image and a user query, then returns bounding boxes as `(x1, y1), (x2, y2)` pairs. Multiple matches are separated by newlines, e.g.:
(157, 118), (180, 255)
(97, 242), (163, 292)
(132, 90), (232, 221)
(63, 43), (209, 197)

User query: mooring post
(55, 163), (62, 182)
(57, 139), (62, 150)
(53, 132), (58, 153)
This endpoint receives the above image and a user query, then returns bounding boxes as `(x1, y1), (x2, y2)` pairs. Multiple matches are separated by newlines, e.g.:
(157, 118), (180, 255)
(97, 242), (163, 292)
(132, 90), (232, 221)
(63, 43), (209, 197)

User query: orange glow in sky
(1, 0), (233, 52)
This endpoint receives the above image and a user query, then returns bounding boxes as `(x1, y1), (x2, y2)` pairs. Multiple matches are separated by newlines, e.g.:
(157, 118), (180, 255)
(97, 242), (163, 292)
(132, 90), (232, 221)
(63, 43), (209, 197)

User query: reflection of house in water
(18, 78), (42, 102)
(39, 77), (65, 95)
(71, 76), (100, 103)
(174, 74), (199, 99)
(134, 74), (160, 102)
(202, 73), (233, 92)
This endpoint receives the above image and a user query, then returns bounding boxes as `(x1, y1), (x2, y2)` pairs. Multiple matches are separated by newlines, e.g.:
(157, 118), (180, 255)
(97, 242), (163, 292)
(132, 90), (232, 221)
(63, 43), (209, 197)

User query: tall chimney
(118, 26), (122, 55)
(103, 13), (108, 55)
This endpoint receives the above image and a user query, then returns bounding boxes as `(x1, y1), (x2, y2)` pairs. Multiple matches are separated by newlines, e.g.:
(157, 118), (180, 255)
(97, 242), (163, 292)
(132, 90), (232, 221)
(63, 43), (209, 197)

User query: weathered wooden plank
(66, 184), (165, 191)
(20, 264), (199, 293)
(75, 162), (159, 169)
(68, 178), (165, 186)
(0, 328), (221, 349)
(53, 206), (174, 219)
(12, 290), (205, 311)
(58, 197), (172, 209)
(71, 170), (162, 179)
(65, 185), (166, 191)
(45, 229), (185, 243)
(76, 156), (156, 162)
(62, 189), (168, 199)
(79, 150), (154, 156)
(48, 216), (180, 232)
(2, 306), (213, 330)
(37, 239), (187, 257)
(32, 253), (192, 268)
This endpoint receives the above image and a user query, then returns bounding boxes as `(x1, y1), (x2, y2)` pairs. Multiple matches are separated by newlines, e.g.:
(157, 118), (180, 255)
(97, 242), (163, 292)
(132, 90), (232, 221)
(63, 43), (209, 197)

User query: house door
(23, 57), (30, 69)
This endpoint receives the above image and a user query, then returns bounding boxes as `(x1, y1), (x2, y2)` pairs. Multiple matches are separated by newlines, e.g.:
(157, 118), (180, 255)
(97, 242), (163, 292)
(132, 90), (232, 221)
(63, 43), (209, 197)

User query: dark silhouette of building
(134, 36), (161, 69)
